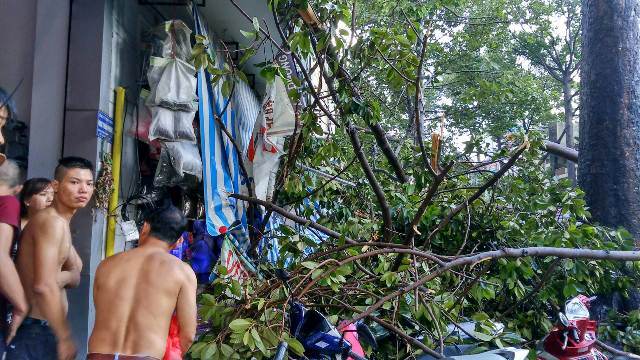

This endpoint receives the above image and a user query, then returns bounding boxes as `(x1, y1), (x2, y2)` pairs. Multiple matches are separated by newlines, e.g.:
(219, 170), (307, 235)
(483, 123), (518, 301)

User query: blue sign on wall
(97, 111), (114, 143)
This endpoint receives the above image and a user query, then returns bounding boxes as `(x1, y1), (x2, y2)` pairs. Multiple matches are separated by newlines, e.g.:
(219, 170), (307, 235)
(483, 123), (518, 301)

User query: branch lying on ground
(596, 339), (640, 359)
(350, 247), (640, 326)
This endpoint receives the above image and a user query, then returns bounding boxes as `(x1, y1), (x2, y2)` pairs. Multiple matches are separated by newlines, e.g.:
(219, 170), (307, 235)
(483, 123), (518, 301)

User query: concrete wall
(62, 0), (110, 356)
(27, 0), (70, 178)
(0, 0), (36, 125)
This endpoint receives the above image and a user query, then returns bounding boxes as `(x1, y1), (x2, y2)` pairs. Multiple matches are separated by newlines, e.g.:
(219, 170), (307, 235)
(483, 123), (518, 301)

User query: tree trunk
(579, 0), (640, 239)
(562, 74), (576, 184)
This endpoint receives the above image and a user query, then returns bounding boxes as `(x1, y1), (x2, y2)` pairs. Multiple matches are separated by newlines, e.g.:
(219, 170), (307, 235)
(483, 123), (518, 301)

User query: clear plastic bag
(146, 57), (198, 112)
(148, 106), (197, 143)
(150, 20), (192, 61)
(154, 142), (203, 187)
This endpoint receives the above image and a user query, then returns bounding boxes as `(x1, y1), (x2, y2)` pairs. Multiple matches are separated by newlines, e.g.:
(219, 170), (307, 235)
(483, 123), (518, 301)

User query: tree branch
(351, 247), (640, 325)
(422, 144), (527, 250)
(414, 29), (438, 177)
(230, 193), (357, 244)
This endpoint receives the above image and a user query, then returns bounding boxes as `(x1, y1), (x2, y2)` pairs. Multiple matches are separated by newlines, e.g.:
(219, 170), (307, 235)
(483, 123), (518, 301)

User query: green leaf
(301, 261), (319, 269)
(189, 342), (207, 359)
(285, 337), (305, 356)
(221, 80), (232, 98)
(238, 48), (256, 66)
(252, 17), (260, 32)
(252, 327), (267, 354)
(240, 29), (256, 40)
(220, 343), (234, 357)
(229, 318), (252, 332)
(202, 343), (217, 359)
(311, 268), (324, 279)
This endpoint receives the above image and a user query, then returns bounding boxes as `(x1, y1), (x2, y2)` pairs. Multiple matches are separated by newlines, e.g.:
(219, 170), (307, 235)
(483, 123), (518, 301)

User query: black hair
(0, 86), (17, 121)
(19, 178), (52, 218)
(143, 205), (187, 245)
(54, 156), (94, 181)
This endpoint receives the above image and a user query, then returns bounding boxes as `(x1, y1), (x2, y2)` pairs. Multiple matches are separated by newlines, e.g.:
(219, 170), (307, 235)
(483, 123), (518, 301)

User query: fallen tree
(186, 1), (640, 359)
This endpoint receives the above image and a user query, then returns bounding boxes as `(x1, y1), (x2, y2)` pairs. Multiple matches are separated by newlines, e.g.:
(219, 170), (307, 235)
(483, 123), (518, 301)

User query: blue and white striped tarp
(193, 8), (254, 249)
(232, 80), (260, 157)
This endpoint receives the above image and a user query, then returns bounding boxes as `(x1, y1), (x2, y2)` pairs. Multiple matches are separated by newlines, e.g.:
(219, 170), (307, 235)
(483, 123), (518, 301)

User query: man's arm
(175, 264), (197, 354)
(32, 218), (76, 359)
(58, 245), (82, 288)
(0, 223), (28, 342)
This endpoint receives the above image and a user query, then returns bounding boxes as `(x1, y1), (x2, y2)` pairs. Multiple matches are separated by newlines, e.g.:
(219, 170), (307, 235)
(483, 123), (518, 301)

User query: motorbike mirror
(559, 312), (570, 327)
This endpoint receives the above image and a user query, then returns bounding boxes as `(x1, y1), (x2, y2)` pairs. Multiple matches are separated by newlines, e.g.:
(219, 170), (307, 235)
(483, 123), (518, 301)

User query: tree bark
(579, 0), (640, 239)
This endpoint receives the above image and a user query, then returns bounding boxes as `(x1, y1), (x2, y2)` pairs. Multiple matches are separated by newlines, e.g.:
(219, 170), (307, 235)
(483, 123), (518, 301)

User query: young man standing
(88, 206), (197, 360)
(0, 160), (27, 357)
(8, 157), (94, 360)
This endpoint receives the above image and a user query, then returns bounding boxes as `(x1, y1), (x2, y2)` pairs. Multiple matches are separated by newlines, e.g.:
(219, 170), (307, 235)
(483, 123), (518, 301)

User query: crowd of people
(0, 88), (197, 360)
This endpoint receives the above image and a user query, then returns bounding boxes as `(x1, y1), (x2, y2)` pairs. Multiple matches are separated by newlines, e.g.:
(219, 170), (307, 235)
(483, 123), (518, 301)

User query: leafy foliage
(186, 0), (639, 358)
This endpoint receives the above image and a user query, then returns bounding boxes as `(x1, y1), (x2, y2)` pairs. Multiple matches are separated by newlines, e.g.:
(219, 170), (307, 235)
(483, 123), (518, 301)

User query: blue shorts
(5, 318), (56, 360)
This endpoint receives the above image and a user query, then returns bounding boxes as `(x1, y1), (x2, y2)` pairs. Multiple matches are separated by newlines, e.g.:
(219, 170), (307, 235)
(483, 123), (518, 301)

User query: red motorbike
(537, 295), (607, 360)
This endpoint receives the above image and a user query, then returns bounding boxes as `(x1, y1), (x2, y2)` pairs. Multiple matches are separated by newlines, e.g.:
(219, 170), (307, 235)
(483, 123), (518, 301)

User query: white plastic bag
(257, 76), (296, 152)
(147, 57), (198, 112)
(247, 76), (296, 201)
(148, 106), (197, 143)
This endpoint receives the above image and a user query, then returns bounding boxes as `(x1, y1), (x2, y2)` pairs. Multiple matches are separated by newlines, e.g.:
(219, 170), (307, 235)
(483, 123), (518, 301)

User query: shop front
(0, 0), (285, 356)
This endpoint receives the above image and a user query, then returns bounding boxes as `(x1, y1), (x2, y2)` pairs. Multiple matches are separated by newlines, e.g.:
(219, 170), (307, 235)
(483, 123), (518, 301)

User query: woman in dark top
(19, 178), (53, 229)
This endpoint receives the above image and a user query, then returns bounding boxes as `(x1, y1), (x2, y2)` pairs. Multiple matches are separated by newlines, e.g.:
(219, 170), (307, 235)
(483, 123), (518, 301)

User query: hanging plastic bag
(247, 76), (295, 201)
(151, 20), (192, 61)
(146, 57), (198, 112)
(148, 106), (196, 142)
(251, 76), (296, 153)
(154, 142), (203, 187)
(250, 135), (283, 202)
(148, 106), (196, 143)
(263, 76), (296, 142)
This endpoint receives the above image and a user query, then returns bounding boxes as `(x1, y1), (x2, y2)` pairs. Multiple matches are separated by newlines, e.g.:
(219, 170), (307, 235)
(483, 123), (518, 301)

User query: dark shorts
(0, 328), (6, 358)
(5, 318), (56, 360)
(87, 353), (159, 360)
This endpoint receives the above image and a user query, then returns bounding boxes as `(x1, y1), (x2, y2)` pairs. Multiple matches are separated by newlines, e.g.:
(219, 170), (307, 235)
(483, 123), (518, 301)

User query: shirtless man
(88, 205), (197, 360)
(8, 157), (94, 360)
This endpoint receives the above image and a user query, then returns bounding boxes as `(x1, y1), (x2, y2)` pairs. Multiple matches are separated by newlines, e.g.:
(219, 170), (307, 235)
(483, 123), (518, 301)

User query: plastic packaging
(151, 20), (192, 61)
(154, 142), (203, 187)
(146, 57), (198, 112)
(148, 106), (196, 142)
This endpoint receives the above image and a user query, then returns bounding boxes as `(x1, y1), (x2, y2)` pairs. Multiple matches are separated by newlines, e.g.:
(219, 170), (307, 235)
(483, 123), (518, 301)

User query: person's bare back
(16, 208), (73, 320)
(89, 205), (197, 360)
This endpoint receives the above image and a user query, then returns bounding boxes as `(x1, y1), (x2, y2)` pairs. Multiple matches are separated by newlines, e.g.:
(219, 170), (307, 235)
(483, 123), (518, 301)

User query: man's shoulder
(30, 209), (66, 228)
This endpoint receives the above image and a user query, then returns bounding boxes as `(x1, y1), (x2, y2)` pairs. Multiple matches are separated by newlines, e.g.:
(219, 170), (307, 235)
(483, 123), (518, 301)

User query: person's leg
(5, 320), (56, 360)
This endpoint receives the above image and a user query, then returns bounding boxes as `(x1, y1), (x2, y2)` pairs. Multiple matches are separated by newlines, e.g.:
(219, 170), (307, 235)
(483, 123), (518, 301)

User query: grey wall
(63, 0), (110, 356)
(27, 0), (70, 178)
(0, 0), (36, 125)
